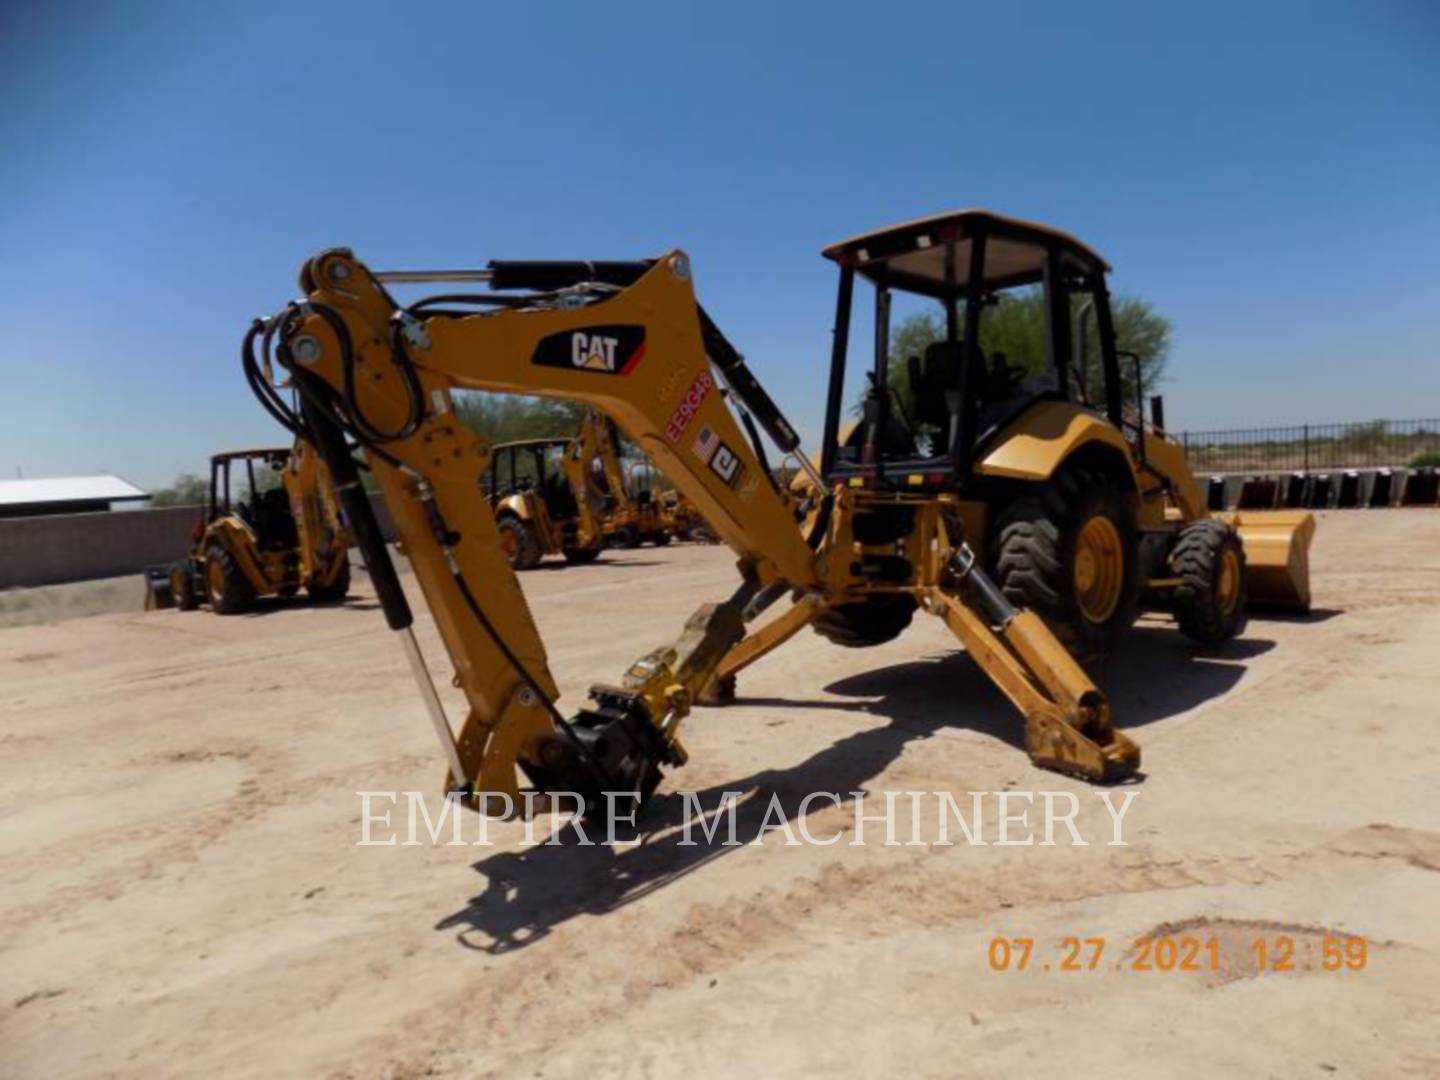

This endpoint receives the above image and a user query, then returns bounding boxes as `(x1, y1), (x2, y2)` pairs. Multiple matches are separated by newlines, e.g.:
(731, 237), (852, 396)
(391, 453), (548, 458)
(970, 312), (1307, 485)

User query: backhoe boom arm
(262, 249), (818, 808)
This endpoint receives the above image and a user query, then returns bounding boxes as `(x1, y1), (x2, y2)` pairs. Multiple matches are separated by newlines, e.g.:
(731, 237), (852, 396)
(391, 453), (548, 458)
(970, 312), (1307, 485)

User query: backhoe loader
(485, 427), (605, 570)
(657, 490), (716, 544)
(590, 416), (673, 548)
(145, 441), (351, 614)
(242, 209), (1313, 813)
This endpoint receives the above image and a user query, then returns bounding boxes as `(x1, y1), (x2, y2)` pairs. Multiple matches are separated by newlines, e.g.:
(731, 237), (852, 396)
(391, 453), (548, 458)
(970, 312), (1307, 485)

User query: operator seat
(254, 487), (298, 550)
(542, 470), (578, 521)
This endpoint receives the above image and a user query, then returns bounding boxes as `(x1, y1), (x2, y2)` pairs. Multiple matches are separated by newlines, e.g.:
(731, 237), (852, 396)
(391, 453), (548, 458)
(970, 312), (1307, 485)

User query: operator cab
(819, 209), (1127, 491)
(487, 438), (579, 521)
(209, 448), (297, 551)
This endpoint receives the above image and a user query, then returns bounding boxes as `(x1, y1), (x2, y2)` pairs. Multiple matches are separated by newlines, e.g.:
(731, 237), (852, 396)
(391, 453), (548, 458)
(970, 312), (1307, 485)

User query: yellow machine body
(148, 440), (351, 614)
(244, 209), (1316, 812)
(978, 400), (1313, 611)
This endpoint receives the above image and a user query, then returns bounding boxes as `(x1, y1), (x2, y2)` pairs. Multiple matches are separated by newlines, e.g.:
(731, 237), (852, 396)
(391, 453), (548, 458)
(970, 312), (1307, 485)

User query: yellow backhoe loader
(485, 426), (606, 570)
(242, 209), (1313, 813)
(657, 490), (717, 544)
(144, 441), (351, 614)
(589, 416), (674, 549)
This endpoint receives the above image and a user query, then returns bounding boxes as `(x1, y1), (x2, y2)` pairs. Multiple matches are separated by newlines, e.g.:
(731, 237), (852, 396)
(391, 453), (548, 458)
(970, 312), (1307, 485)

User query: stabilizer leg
(701, 593), (827, 703)
(927, 547), (1140, 782)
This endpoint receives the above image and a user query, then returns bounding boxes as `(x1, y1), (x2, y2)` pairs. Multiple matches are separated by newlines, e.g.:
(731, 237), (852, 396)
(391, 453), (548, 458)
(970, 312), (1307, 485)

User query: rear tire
(308, 553), (351, 602)
(993, 469), (1139, 658)
(563, 546), (602, 565)
(651, 531), (672, 546)
(498, 517), (543, 570)
(204, 544), (255, 615)
(1172, 520), (1247, 646)
(812, 594), (917, 648)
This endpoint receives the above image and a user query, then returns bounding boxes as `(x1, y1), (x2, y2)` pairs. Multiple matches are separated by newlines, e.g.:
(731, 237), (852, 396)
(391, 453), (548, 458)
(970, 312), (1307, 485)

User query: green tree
(150, 472), (208, 507)
(453, 392), (588, 443)
(875, 291), (1171, 423)
(452, 393), (654, 463)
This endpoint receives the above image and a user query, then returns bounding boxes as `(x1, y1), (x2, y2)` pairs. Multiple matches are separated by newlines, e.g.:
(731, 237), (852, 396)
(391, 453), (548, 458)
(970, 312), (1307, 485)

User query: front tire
(993, 469), (1140, 658)
(1172, 520), (1247, 646)
(563, 546), (602, 565)
(498, 517), (543, 570)
(204, 544), (255, 615)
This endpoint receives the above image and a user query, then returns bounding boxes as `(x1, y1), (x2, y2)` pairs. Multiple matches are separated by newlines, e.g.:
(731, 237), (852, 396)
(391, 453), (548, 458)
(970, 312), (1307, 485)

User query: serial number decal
(985, 933), (1370, 974)
(665, 370), (714, 442)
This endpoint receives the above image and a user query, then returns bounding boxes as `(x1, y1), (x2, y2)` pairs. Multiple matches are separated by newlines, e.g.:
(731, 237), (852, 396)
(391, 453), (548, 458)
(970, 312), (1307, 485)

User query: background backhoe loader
(589, 416), (673, 549)
(145, 441), (351, 614)
(242, 208), (1313, 814)
(486, 433), (605, 570)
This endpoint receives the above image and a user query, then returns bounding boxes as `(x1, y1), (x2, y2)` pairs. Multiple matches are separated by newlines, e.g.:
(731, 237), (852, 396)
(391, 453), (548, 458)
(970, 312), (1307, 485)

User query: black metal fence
(1176, 419), (1440, 475)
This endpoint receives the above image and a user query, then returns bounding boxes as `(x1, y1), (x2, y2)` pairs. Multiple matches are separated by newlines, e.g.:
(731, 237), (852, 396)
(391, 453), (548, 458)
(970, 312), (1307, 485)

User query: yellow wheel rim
(500, 526), (519, 561)
(1073, 516), (1124, 624)
(1217, 547), (1241, 615)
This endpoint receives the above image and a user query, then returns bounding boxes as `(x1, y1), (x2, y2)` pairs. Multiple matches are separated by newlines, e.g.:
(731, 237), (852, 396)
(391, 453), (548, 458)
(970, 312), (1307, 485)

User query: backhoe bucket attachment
(1223, 510), (1316, 613)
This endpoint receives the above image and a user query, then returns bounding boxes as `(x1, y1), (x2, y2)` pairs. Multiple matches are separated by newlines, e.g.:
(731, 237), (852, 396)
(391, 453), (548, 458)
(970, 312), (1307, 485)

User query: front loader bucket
(1220, 510), (1316, 613)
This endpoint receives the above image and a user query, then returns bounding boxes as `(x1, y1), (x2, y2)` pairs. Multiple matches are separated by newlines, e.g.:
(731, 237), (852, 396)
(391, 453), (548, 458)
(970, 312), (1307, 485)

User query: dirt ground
(0, 574), (148, 629)
(2, 511), (1438, 1078)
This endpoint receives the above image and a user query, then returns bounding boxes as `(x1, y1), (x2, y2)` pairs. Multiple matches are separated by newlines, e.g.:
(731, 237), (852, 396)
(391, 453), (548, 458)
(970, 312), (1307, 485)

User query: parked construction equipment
(145, 442), (351, 613)
(242, 209), (1314, 811)
(485, 424), (606, 570)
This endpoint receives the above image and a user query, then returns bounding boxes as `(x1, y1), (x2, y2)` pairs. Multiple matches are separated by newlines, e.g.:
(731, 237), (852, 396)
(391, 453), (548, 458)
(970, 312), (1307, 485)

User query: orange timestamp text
(986, 933), (1369, 974)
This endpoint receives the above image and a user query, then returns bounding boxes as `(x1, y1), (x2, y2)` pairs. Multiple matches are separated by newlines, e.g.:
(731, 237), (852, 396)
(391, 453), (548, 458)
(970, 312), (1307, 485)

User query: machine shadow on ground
(435, 619), (1281, 956)
(813, 622), (1276, 746)
(233, 596), (376, 617)
(436, 715), (939, 954)
(522, 558), (668, 572)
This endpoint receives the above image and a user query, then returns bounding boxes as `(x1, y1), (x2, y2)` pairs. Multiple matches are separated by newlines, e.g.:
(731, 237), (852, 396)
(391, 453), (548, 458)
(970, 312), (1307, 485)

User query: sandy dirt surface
(0, 574), (149, 628)
(2, 511), (1438, 1078)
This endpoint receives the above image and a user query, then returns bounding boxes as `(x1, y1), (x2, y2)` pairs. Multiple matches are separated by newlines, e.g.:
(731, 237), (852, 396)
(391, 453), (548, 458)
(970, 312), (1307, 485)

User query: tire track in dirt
(334, 823), (1440, 1079)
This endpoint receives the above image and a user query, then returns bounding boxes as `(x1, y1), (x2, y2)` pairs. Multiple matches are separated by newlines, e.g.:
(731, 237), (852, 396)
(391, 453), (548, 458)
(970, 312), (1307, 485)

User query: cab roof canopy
(821, 209), (1110, 299)
(213, 447), (289, 463)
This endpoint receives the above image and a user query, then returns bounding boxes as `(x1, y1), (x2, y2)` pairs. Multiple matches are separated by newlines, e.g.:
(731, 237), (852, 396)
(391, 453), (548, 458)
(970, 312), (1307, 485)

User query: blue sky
(2, 1), (1437, 489)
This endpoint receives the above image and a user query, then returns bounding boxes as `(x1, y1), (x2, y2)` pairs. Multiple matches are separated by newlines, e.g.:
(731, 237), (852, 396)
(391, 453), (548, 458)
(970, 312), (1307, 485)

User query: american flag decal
(692, 424), (720, 464)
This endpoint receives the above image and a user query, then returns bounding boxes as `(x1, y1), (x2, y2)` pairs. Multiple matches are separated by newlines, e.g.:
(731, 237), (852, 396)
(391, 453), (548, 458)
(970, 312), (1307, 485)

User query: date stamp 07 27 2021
(986, 932), (1370, 975)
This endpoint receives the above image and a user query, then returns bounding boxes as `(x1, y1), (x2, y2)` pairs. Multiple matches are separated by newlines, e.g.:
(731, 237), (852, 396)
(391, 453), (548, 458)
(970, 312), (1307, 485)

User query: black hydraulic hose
(242, 319), (308, 440)
(294, 370), (413, 632)
(805, 493), (834, 549)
